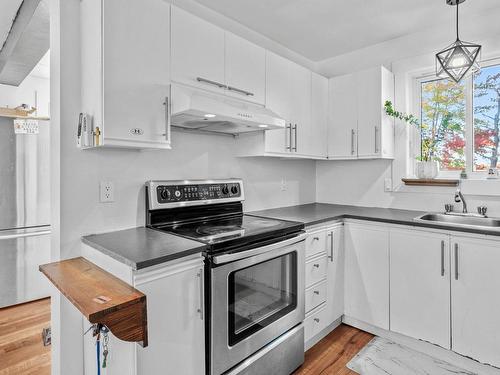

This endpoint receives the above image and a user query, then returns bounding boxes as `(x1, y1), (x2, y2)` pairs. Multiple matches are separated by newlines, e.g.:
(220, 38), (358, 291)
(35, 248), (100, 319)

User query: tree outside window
(420, 79), (466, 170)
(419, 63), (500, 174)
(474, 65), (500, 171)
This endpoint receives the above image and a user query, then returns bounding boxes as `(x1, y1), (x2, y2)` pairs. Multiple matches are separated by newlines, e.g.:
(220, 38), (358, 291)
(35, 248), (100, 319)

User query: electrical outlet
(100, 181), (114, 203)
(281, 178), (288, 191)
(384, 178), (393, 192)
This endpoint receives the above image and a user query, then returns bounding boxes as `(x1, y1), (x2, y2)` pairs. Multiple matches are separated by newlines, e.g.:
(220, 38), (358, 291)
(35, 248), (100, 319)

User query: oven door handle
(212, 233), (306, 265)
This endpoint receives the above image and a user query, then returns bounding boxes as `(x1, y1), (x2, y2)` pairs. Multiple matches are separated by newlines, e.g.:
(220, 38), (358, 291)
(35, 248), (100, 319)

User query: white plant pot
(416, 161), (440, 179)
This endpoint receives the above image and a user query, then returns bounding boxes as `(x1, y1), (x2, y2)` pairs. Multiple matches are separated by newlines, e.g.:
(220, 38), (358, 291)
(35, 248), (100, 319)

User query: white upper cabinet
(451, 236), (500, 368)
(171, 6), (265, 105)
(357, 67), (394, 159)
(308, 73), (329, 158)
(80, 0), (171, 149)
(289, 62), (312, 155)
(264, 52), (293, 154)
(344, 222), (389, 330)
(225, 33), (266, 104)
(259, 52), (327, 158)
(390, 229), (451, 349)
(171, 6), (225, 92)
(328, 66), (394, 159)
(328, 73), (357, 159)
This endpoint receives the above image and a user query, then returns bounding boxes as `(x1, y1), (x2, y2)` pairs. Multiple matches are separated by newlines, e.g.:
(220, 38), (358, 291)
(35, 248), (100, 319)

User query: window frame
(412, 56), (500, 179)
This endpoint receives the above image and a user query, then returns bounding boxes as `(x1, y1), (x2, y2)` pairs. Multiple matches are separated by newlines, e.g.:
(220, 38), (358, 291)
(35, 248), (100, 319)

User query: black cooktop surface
(157, 214), (304, 252)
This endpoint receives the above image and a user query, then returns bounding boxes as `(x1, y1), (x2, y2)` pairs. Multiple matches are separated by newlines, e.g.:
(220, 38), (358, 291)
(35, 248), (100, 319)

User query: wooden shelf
(402, 178), (459, 187)
(40, 257), (148, 347)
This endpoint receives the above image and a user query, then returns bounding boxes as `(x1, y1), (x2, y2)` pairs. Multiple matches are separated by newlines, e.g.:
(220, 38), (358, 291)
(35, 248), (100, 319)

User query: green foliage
(384, 100), (420, 128)
(420, 79), (466, 168)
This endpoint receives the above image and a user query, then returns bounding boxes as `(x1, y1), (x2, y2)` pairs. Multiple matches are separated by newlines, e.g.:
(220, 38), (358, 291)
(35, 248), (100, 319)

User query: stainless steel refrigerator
(0, 116), (51, 308)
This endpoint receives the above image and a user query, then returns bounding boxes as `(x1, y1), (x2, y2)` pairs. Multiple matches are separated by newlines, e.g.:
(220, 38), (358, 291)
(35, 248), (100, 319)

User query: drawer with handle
(305, 230), (327, 258)
(305, 255), (327, 287)
(304, 303), (327, 343)
(305, 280), (327, 313)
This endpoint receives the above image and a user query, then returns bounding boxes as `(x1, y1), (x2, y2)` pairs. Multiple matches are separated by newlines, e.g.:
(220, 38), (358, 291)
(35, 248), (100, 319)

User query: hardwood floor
(0, 298), (51, 375)
(294, 324), (374, 375)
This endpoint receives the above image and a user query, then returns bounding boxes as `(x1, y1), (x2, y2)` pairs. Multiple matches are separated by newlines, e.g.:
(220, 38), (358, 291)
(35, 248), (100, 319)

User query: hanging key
(102, 348), (108, 368)
(101, 325), (110, 368)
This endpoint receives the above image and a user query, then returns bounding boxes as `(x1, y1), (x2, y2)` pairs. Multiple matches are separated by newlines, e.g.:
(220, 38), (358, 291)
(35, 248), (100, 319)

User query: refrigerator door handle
(0, 229), (51, 240)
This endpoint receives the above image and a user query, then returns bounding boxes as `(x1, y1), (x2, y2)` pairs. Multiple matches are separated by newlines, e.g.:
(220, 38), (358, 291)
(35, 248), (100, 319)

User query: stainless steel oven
(210, 234), (305, 375)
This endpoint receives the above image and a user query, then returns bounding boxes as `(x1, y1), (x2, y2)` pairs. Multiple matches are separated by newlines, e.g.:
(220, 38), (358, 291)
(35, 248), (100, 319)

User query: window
(418, 62), (500, 175)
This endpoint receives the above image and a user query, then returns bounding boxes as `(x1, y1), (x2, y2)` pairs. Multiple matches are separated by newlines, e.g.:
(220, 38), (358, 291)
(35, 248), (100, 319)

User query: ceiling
(192, 0), (500, 62)
(0, 0), (49, 86)
(0, 0), (23, 50)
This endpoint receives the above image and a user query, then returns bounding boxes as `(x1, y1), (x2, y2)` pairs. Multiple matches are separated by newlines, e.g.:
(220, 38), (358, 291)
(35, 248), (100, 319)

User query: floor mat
(346, 337), (476, 375)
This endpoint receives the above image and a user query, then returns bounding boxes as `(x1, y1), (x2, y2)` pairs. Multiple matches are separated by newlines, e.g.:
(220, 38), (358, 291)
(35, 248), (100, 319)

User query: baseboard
(305, 317), (342, 351)
(343, 315), (500, 375)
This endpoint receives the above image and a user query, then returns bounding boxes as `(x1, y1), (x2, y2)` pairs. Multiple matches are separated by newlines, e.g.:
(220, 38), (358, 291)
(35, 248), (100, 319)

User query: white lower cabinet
(304, 303), (327, 343)
(451, 236), (500, 368)
(304, 223), (344, 346)
(305, 280), (327, 312)
(134, 259), (205, 375)
(81, 252), (205, 375)
(390, 229), (450, 349)
(325, 224), (344, 326)
(344, 222), (389, 330)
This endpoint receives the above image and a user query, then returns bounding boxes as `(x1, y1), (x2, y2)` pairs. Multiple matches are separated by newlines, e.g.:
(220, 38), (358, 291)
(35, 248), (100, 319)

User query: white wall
(0, 70), (50, 117)
(64, 133), (316, 255)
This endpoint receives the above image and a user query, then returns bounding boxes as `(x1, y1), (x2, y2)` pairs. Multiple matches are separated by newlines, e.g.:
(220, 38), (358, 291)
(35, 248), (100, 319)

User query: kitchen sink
(414, 213), (500, 230)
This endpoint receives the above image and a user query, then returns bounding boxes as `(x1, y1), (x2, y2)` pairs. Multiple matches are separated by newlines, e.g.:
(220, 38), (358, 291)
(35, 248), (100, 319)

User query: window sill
(402, 178), (459, 187)
(395, 178), (500, 196)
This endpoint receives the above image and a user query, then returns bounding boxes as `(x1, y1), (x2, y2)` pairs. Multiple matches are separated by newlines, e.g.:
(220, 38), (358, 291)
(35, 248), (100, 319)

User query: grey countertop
(82, 227), (206, 270)
(82, 204), (500, 271)
(250, 203), (500, 236)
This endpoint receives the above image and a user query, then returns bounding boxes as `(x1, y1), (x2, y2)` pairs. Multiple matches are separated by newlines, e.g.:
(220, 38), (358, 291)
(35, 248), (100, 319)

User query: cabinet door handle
(163, 95), (171, 140)
(351, 129), (356, 155)
(196, 77), (227, 89)
(313, 236), (320, 241)
(374, 126), (379, 153)
(227, 86), (254, 97)
(441, 240), (445, 276)
(293, 124), (298, 152)
(454, 243), (459, 281)
(197, 268), (204, 320)
(328, 232), (334, 262)
(313, 290), (320, 295)
(285, 123), (291, 151)
(314, 318), (320, 323)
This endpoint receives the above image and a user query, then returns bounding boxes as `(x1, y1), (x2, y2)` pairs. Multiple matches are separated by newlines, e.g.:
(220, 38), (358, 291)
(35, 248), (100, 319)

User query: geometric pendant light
(436, 0), (481, 83)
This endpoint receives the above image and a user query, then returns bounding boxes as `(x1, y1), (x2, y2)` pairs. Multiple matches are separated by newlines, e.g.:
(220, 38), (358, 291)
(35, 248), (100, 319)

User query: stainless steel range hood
(171, 84), (286, 135)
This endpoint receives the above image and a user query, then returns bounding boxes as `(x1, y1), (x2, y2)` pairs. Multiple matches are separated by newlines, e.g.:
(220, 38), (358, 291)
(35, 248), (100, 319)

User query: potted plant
(384, 100), (440, 179)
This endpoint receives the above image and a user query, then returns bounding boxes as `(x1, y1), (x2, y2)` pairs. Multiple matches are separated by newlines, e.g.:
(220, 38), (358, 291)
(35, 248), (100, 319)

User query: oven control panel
(154, 180), (242, 205)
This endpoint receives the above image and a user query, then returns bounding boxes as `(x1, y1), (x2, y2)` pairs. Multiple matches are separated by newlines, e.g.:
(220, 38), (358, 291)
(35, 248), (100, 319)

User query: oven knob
(221, 185), (229, 195)
(231, 185), (239, 195)
(174, 190), (182, 199)
(160, 190), (170, 200)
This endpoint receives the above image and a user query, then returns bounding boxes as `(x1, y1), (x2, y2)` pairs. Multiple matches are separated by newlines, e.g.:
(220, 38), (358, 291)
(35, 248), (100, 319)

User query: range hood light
(258, 124), (268, 128)
(204, 114), (216, 118)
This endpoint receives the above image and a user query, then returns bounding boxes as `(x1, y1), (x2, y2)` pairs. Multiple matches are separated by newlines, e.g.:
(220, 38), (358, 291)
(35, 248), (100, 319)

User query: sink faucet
(454, 188), (468, 213)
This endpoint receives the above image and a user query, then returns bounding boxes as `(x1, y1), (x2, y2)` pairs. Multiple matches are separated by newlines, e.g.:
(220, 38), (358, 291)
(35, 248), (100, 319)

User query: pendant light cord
(456, 2), (459, 41)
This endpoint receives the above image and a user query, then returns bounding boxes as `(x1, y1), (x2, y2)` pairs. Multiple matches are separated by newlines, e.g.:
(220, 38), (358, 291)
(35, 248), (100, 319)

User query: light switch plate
(100, 181), (115, 202)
